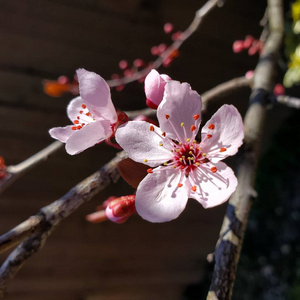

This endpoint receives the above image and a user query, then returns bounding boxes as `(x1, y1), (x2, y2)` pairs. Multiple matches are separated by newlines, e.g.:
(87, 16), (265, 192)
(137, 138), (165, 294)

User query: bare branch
(0, 151), (127, 297)
(0, 141), (63, 194)
(207, 1), (284, 299)
(276, 95), (300, 109)
(106, 0), (223, 88)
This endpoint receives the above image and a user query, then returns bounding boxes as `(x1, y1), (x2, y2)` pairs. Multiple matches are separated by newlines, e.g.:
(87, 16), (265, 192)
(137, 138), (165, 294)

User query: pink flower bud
(119, 60), (129, 70)
(105, 195), (136, 224)
(144, 69), (172, 109)
(133, 59), (145, 68)
(232, 40), (245, 53)
(245, 70), (254, 79)
(273, 83), (285, 96)
(243, 35), (255, 48)
(158, 43), (167, 53)
(163, 23), (174, 34)
(151, 46), (159, 56)
(171, 31), (182, 41)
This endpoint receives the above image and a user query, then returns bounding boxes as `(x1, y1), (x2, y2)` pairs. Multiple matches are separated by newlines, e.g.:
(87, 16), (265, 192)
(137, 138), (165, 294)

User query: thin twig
(276, 95), (300, 109)
(0, 151), (127, 297)
(106, 0), (223, 88)
(207, 1), (284, 299)
(0, 141), (63, 194)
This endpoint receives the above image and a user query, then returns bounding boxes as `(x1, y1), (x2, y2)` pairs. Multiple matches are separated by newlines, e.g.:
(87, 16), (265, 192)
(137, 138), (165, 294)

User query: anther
(193, 140), (197, 143)
(144, 159), (148, 162)
(163, 162), (168, 166)
(220, 147), (227, 152)
(189, 151), (193, 155)
(207, 134), (212, 139)
(186, 138), (190, 142)
(211, 167), (218, 173)
(73, 120), (79, 124)
(71, 126), (77, 130)
(202, 153), (207, 157)
(147, 168), (153, 173)
(191, 186), (197, 192)
(190, 125), (196, 131)
(76, 125), (82, 130)
(180, 122), (184, 127)
(208, 124), (215, 130)
(159, 142), (163, 146)
(165, 114), (170, 119)
(193, 114), (199, 120)
(82, 104), (87, 109)
(177, 183), (183, 187)
(195, 162), (200, 166)
(149, 125), (154, 131)
(179, 158), (183, 162)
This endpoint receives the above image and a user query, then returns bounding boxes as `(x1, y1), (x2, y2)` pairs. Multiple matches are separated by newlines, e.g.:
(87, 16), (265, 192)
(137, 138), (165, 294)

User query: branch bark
(0, 151), (127, 297)
(207, 1), (284, 299)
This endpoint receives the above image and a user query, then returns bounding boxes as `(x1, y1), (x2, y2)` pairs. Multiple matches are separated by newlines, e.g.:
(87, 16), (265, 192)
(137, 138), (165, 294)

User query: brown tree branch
(276, 95), (300, 109)
(0, 151), (127, 297)
(207, 1), (284, 299)
(0, 141), (63, 194)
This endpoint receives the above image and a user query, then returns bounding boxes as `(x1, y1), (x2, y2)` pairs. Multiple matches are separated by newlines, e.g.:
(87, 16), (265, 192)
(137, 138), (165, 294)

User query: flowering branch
(207, 1), (284, 299)
(0, 151), (127, 297)
(106, 0), (223, 88)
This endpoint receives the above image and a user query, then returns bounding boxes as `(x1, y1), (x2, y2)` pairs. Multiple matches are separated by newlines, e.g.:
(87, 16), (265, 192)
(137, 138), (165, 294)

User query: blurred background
(0, 0), (299, 299)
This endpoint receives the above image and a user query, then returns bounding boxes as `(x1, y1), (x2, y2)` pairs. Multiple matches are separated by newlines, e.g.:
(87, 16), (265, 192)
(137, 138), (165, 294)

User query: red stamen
(147, 168), (153, 173)
(165, 114), (170, 119)
(190, 125), (196, 132)
(149, 125), (154, 131)
(211, 167), (217, 173)
(73, 120), (79, 124)
(79, 110), (83, 114)
(191, 186), (197, 192)
(207, 134), (212, 139)
(208, 124), (215, 130)
(177, 183), (183, 187)
(162, 131), (166, 137)
(71, 126), (77, 130)
(86, 112), (92, 116)
(193, 114), (199, 120)
(76, 125), (82, 130)
(82, 104), (87, 109)
(220, 148), (227, 152)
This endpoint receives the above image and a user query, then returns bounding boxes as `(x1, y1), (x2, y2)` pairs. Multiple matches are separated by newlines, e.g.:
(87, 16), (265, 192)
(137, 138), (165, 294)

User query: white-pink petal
(145, 69), (171, 108)
(200, 105), (244, 163)
(49, 126), (73, 143)
(157, 81), (202, 141)
(65, 120), (112, 155)
(66, 96), (84, 122)
(115, 121), (173, 167)
(77, 68), (117, 123)
(135, 167), (188, 222)
(189, 162), (237, 208)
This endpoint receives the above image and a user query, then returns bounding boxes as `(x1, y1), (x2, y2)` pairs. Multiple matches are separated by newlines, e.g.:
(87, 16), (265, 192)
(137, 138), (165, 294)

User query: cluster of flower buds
(43, 75), (79, 98)
(232, 35), (264, 56)
(86, 195), (136, 224)
(0, 156), (7, 180)
(111, 22), (181, 92)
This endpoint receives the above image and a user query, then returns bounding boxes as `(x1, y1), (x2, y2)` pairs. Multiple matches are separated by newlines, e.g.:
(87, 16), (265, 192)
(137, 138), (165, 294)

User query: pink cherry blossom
(145, 69), (171, 109)
(49, 69), (118, 155)
(116, 81), (244, 223)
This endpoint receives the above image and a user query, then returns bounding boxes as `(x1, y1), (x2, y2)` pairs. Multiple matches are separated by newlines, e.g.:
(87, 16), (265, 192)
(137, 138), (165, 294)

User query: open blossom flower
(49, 69), (118, 155)
(145, 69), (171, 109)
(116, 81), (244, 222)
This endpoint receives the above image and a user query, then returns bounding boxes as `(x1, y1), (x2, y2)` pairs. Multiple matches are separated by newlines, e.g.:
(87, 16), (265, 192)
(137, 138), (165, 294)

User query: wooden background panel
(0, 0), (266, 299)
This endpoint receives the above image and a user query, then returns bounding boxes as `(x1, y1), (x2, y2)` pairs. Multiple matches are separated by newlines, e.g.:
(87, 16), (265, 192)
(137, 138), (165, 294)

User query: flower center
(71, 103), (95, 130)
